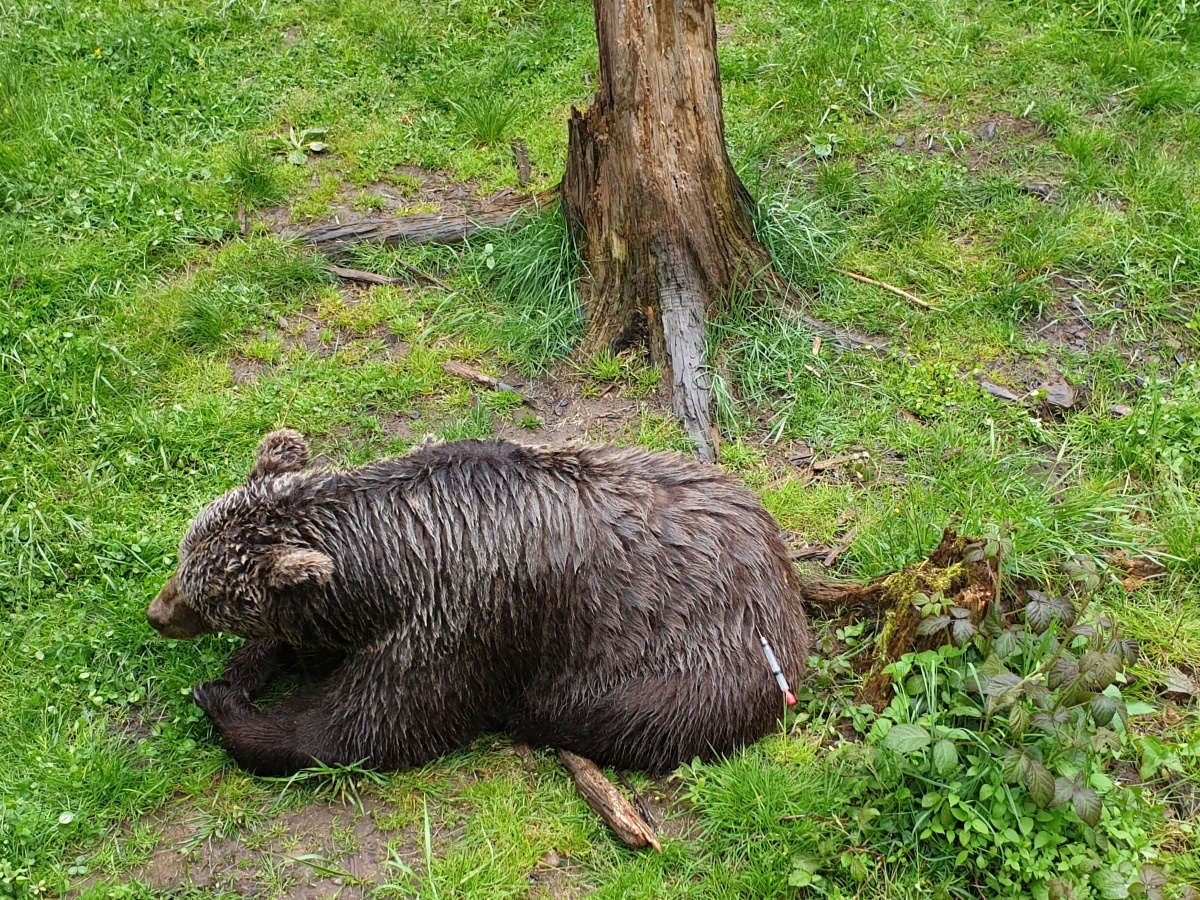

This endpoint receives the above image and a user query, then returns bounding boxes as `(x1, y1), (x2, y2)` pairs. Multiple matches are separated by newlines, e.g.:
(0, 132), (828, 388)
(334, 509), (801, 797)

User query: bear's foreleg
(222, 641), (348, 700)
(194, 650), (502, 776)
(192, 679), (352, 776)
(221, 641), (289, 700)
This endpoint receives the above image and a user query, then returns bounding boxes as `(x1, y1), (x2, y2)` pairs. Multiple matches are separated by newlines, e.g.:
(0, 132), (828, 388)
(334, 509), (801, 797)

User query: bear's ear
(265, 546), (334, 590)
(251, 429), (310, 479)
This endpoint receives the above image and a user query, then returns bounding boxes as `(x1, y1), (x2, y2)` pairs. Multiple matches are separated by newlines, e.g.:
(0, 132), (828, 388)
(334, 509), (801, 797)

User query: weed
(264, 127), (331, 167)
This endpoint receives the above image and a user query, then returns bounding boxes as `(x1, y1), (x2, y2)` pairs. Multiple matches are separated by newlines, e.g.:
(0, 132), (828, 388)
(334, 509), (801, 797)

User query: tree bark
(563, 0), (772, 462)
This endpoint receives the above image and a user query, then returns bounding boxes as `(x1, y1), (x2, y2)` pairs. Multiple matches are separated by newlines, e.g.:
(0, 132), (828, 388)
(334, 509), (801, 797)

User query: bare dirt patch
(1027, 288), (1123, 354)
(489, 366), (667, 447)
(108, 795), (410, 899)
(886, 104), (1050, 167)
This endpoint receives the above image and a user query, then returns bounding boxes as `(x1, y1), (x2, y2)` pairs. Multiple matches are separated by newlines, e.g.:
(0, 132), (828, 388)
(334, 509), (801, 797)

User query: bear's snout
(147, 576), (207, 640)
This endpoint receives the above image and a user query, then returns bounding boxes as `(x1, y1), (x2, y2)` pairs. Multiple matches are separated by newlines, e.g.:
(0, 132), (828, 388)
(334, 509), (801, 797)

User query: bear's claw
(193, 680), (250, 716)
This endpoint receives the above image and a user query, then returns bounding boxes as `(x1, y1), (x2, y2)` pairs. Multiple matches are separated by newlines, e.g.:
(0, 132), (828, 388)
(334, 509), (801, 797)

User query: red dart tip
(785, 690), (797, 707)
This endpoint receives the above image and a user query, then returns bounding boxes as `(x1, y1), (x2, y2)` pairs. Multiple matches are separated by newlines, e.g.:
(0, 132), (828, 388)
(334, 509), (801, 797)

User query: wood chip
(1111, 404), (1133, 418)
(980, 380), (1020, 402)
(810, 336), (822, 356)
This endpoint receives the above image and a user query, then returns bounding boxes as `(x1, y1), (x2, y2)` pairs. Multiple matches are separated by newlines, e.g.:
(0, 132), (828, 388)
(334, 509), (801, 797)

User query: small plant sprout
(265, 126), (330, 165)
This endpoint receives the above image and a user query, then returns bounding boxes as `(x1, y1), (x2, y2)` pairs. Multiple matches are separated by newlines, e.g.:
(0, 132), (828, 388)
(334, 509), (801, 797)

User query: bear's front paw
(193, 680), (251, 720)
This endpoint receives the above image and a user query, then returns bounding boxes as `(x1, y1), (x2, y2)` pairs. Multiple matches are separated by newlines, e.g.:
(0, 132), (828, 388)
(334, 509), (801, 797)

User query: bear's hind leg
(521, 672), (780, 773)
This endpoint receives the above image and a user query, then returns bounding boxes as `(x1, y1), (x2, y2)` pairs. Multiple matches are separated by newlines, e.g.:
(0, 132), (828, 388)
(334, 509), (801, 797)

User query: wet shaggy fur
(148, 430), (811, 777)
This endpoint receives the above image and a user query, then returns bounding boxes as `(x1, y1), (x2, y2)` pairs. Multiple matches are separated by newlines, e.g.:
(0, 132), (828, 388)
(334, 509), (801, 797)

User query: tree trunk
(563, 0), (772, 462)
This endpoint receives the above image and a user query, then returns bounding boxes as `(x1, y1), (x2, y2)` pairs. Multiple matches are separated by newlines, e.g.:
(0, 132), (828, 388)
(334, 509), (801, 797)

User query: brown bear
(147, 430), (811, 777)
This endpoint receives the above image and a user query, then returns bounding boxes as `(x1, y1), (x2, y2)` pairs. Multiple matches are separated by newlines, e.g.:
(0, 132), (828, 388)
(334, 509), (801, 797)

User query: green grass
(2, 0), (1200, 895)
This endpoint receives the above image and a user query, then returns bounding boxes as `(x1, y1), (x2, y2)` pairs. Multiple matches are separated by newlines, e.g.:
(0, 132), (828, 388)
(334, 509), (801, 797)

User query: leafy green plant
(1121, 366), (1200, 481)
(890, 359), (970, 420)
(858, 535), (1162, 898)
(264, 126), (330, 166)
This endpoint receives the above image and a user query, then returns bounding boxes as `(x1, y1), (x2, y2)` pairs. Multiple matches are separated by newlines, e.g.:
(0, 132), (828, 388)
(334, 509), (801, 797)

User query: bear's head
(147, 429), (335, 640)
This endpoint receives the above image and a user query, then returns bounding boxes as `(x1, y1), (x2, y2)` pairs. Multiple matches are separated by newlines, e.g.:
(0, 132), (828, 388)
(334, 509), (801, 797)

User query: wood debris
(558, 750), (662, 852)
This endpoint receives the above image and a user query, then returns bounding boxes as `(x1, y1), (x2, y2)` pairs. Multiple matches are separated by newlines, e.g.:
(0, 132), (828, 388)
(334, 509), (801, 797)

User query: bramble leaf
(916, 615), (951, 636)
(1002, 748), (1029, 784)
(1090, 694), (1122, 727)
(983, 673), (1022, 696)
(1024, 759), (1055, 808)
(1072, 786), (1101, 828)
(951, 618), (976, 646)
(1052, 776), (1075, 807)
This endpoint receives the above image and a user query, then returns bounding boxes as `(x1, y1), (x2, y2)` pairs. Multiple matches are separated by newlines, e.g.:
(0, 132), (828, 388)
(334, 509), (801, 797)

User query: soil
(128, 796), (407, 899)
(83, 765), (690, 899)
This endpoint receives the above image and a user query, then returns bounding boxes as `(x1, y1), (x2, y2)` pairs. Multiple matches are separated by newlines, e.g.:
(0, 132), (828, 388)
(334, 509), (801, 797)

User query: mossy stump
(805, 530), (998, 710)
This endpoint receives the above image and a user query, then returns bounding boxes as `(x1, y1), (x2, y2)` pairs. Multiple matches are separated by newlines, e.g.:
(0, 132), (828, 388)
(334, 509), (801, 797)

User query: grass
(2, 0), (1199, 896)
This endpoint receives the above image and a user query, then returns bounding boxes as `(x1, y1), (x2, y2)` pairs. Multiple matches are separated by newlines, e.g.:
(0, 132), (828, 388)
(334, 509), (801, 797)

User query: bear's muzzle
(147, 576), (207, 640)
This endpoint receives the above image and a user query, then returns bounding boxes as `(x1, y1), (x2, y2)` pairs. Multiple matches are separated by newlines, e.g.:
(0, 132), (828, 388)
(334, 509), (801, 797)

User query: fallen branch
(558, 749), (662, 852)
(298, 190), (557, 254)
(831, 268), (935, 310)
(440, 360), (534, 407)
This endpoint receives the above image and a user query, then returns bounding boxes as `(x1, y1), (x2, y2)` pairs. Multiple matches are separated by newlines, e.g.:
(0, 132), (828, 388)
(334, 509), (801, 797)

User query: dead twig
(790, 545), (829, 561)
(440, 360), (535, 407)
(327, 260), (449, 292)
(512, 138), (532, 187)
(394, 258), (451, 291)
(327, 265), (402, 286)
(811, 451), (870, 473)
(831, 268), (935, 310)
(822, 525), (858, 568)
(559, 749), (662, 852)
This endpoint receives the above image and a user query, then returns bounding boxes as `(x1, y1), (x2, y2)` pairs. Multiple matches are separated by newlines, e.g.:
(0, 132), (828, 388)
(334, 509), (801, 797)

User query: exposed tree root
(298, 190), (557, 255)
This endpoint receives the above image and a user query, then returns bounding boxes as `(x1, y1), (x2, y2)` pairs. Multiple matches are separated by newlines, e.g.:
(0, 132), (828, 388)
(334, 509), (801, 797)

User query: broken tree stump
(558, 749), (662, 852)
(802, 530), (998, 710)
